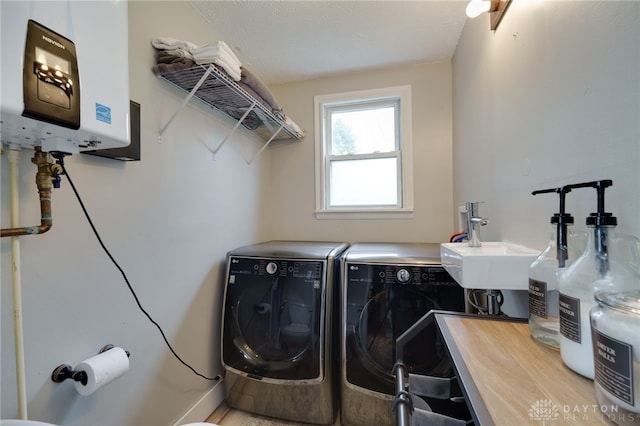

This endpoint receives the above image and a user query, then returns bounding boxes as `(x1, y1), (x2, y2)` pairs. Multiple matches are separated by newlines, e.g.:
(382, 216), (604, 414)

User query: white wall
(1, 2), (271, 425)
(270, 62), (455, 243)
(453, 0), (640, 249)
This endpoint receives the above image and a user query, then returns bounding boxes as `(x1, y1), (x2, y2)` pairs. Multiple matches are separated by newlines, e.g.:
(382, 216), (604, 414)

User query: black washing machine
(341, 243), (468, 426)
(221, 240), (348, 424)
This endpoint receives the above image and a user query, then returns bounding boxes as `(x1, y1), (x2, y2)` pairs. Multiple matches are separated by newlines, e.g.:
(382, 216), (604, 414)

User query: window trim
(314, 86), (414, 219)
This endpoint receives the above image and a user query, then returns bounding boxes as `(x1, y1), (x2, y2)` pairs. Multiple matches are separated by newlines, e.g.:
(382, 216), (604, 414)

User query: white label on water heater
(96, 103), (112, 124)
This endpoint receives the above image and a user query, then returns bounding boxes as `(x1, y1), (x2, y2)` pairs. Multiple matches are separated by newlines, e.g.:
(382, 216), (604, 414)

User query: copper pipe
(0, 189), (52, 237)
(1, 148), (59, 238)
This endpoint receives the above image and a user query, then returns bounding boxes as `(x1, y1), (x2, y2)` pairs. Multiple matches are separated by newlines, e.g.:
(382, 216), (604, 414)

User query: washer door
(222, 257), (325, 381)
(230, 280), (311, 369)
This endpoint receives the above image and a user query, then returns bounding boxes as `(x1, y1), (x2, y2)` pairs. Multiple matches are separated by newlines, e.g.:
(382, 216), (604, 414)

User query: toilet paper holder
(51, 344), (130, 385)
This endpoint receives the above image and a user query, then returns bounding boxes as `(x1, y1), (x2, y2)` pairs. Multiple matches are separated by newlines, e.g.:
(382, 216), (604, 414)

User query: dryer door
(222, 256), (326, 381)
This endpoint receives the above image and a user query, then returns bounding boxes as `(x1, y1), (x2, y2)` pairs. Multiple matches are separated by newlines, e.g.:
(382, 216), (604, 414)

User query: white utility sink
(440, 242), (539, 290)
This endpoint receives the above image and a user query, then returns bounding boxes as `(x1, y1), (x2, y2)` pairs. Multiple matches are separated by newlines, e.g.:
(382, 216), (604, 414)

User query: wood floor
(205, 402), (342, 426)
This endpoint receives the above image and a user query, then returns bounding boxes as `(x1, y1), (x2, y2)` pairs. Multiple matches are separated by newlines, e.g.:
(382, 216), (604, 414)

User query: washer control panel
(228, 256), (325, 284)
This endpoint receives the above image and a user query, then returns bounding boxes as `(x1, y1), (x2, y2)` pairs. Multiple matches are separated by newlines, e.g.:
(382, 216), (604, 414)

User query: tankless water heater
(1, 1), (130, 154)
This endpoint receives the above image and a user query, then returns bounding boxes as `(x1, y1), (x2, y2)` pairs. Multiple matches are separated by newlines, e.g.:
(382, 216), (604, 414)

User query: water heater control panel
(1, 1), (130, 153)
(23, 20), (80, 130)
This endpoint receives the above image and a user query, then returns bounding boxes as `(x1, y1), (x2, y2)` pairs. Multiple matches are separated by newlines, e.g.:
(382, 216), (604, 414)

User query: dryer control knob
(266, 262), (278, 275)
(396, 268), (411, 284)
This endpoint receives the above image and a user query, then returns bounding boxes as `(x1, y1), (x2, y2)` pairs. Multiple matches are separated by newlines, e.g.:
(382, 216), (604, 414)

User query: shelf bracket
(247, 122), (285, 165)
(212, 101), (258, 157)
(157, 65), (214, 143)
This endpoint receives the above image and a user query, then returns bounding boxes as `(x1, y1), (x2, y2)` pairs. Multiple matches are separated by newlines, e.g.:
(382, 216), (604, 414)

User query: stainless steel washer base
(341, 383), (394, 426)
(225, 371), (337, 425)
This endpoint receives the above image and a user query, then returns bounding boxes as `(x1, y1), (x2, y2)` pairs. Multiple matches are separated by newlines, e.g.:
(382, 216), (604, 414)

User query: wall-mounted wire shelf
(156, 64), (304, 163)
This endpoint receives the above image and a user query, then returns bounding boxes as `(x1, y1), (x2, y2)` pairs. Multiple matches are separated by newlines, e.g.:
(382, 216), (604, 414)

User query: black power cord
(52, 153), (220, 382)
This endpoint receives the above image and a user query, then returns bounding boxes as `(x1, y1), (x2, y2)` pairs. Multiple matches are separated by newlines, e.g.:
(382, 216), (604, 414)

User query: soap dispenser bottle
(529, 187), (581, 349)
(557, 180), (640, 379)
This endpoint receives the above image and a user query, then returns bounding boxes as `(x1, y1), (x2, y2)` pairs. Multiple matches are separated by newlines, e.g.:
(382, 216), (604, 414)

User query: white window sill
(314, 208), (414, 220)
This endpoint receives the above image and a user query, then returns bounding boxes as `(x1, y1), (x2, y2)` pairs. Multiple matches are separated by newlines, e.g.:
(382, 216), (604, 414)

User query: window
(314, 86), (413, 219)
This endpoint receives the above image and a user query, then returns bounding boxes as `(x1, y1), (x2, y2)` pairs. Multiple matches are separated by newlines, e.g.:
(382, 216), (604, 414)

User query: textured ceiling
(190, 1), (468, 85)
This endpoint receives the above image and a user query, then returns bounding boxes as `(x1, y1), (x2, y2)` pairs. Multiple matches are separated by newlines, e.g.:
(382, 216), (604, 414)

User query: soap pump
(529, 186), (581, 349)
(557, 179), (640, 379)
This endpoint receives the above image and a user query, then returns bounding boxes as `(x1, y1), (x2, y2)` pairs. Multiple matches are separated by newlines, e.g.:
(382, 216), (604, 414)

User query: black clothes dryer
(340, 243), (468, 426)
(221, 240), (348, 424)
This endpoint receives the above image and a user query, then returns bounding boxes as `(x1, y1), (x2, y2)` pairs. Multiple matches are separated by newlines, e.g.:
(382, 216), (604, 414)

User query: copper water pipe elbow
(0, 148), (59, 238)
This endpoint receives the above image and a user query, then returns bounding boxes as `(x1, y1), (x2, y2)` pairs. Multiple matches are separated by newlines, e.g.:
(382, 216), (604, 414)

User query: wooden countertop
(435, 314), (615, 426)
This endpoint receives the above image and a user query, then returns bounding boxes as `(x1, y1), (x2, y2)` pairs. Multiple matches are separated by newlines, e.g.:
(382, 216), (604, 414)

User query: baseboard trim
(172, 379), (225, 426)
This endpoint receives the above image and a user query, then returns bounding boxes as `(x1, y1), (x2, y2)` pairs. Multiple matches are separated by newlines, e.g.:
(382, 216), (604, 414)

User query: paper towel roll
(73, 347), (129, 396)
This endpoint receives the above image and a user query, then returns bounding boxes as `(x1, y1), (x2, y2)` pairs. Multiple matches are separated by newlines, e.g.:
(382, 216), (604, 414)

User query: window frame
(314, 86), (414, 219)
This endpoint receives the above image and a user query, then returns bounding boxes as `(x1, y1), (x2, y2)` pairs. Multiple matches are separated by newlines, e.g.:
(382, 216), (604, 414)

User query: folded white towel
(191, 41), (241, 65)
(193, 47), (233, 62)
(194, 48), (240, 67)
(152, 38), (242, 81)
(151, 37), (198, 52)
(192, 44), (242, 80)
(193, 47), (239, 67)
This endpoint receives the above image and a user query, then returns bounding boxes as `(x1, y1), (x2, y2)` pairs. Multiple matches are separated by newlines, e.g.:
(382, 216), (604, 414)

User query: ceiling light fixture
(466, 0), (512, 31)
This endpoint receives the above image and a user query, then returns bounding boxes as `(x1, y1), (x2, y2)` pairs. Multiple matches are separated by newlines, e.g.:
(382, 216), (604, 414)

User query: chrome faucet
(466, 201), (488, 247)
